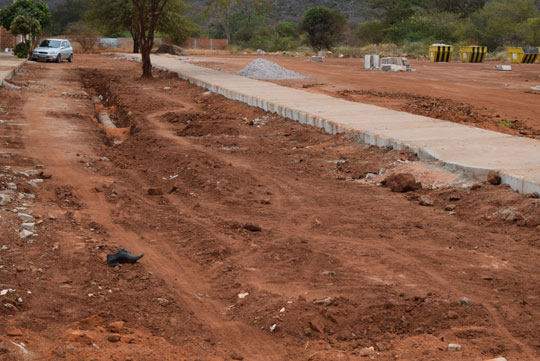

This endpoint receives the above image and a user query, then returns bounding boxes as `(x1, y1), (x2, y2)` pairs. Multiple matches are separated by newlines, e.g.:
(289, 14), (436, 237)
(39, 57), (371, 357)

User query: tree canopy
(300, 6), (346, 50)
(0, 0), (51, 31)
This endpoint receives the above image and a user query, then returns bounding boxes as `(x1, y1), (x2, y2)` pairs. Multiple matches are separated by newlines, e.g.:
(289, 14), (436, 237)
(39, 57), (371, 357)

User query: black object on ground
(107, 248), (144, 267)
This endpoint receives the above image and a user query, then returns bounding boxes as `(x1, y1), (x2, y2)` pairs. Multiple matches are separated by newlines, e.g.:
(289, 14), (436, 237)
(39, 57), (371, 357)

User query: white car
(32, 39), (73, 63)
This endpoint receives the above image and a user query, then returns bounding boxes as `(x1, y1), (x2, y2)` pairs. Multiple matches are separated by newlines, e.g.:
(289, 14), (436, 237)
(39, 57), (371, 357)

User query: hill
(1, 0), (371, 24)
(190, 0), (371, 23)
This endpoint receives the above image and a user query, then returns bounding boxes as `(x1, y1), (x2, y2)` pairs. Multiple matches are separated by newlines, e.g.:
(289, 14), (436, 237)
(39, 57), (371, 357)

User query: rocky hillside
(0, 0), (371, 23)
(191, 0), (371, 23)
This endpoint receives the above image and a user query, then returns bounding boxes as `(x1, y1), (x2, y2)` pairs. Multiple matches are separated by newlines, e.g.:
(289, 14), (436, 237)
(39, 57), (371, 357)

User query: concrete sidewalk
(0, 53), (25, 86)
(120, 54), (540, 194)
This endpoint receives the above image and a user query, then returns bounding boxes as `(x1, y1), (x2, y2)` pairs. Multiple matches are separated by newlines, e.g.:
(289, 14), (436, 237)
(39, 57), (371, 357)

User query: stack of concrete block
(380, 57), (412, 72)
(364, 55), (380, 70)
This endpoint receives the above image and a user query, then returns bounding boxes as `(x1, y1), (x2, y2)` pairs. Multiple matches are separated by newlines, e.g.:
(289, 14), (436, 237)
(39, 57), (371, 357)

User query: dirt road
(0, 55), (539, 360)
(187, 54), (540, 138)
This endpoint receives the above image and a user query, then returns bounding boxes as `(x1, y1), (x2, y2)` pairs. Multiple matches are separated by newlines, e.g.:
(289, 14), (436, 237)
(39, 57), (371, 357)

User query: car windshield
(39, 40), (61, 48)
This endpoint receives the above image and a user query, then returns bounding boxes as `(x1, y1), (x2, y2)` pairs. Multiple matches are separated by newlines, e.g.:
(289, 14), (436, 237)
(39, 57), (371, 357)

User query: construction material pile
(236, 58), (304, 80)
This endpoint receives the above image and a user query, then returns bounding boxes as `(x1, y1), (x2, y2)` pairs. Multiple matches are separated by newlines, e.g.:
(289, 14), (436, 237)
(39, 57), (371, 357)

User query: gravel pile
(236, 58), (305, 80)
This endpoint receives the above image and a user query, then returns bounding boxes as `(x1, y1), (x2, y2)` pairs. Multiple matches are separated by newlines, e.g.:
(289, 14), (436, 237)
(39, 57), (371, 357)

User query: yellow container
(459, 46), (487, 63)
(429, 45), (453, 62)
(507, 47), (539, 64)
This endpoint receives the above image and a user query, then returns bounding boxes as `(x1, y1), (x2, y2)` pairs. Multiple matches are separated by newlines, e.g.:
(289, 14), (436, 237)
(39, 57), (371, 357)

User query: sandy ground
(183, 54), (540, 139)
(0, 55), (539, 360)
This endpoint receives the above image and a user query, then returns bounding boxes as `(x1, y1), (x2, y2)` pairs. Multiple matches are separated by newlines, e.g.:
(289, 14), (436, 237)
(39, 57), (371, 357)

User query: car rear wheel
(56, 54), (61, 63)
(68, 54), (73, 63)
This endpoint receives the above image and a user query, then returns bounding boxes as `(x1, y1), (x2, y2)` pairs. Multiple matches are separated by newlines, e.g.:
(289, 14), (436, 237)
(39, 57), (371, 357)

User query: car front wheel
(56, 54), (61, 63)
(68, 54), (73, 63)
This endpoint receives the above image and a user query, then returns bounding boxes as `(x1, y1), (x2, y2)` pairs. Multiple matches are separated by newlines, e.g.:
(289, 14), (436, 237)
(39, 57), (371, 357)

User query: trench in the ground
(70, 65), (540, 360)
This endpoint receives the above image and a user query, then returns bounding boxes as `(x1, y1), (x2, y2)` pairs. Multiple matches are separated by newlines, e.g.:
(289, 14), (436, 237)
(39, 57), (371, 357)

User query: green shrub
(356, 20), (386, 46)
(14, 41), (30, 58)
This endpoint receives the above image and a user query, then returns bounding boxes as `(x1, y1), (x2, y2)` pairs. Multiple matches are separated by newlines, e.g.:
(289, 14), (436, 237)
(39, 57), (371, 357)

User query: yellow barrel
(507, 47), (539, 64)
(429, 45), (453, 62)
(459, 46), (487, 63)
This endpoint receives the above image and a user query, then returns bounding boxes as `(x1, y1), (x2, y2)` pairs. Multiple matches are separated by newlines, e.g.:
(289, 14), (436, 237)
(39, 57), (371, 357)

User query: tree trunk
(141, 47), (152, 78)
(133, 36), (139, 53)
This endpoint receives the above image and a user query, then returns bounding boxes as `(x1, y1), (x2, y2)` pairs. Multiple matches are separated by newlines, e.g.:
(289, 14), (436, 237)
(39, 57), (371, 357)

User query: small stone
(6, 326), (23, 337)
(120, 335), (135, 344)
(487, 171), (502, 185)
(163, 87), (171, 91)
(312, 297), (333, 306)
(21, 223), (35, 232)
(448, 343), (462, 351)
(484, 358), (507, 361)
(147, 188), (163, 196)
(365, 173), (377, 180)
(19, 230), (34, 239)
(7, 183), (17, 190)
(108, 321), (125, 333)
(528, 192), (539, 199)
(66, 329), (94, 345)
(419, 196), (434, 207)
(18, 213), (34, 222)
(459, 297), (472, 307)
(0, 193), (12, 206)
(16, 265), (26, 272)
(447, 310), (458, 319)
(445, 204), (456, 211)
(359, 346), (375, 357)
(322, 270), (336, 276)
(238, 292), (249, 299)
(230, 353), (244, 360)
(471, 183), (482, 190)
(107, 334), (121, 342)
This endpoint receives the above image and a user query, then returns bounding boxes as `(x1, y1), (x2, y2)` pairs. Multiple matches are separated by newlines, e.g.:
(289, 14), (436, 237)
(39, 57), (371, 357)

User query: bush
(14, 41), (30, 58)
(357, 20), (386, 46)
(67, 21), (99, 53)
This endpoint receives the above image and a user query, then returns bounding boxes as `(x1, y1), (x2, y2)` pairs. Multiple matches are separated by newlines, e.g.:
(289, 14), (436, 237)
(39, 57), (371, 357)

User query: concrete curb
(115, 53), (540, 195)
(0, 56), (26, 87)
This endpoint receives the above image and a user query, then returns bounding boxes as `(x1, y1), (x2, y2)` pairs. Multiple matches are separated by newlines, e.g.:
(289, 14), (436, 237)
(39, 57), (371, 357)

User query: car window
(40, 40), (61, 48)
(61, 41), (67, 48)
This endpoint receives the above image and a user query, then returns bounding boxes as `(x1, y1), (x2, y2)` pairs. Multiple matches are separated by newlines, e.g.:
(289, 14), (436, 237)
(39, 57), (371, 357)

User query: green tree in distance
(300, 6), (346, 50)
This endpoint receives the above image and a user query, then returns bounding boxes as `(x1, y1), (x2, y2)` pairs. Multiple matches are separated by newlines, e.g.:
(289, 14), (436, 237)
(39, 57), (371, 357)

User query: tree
(368, 0), (426, 26)
(87, 0), (139, 52)
(430, 0), (486, 17)
(0, 0), (50, 32)
(300, 7), (346, 50)
(205, 0), (270, 42)
(11, 14), (41, 57)
(459, 0), (540, 49)
(87, 0), (194, 53)
(132, 0), (169, 78)
(49, 0), (90, 35)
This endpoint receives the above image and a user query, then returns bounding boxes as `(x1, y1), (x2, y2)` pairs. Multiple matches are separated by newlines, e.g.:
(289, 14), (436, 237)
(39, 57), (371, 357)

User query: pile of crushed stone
(236, 58), (305, 80)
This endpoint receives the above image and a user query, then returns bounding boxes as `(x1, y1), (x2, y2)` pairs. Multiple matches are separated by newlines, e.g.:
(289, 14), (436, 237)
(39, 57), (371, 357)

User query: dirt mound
(154, 44), (189, 56)
(236, 58), (305, 80)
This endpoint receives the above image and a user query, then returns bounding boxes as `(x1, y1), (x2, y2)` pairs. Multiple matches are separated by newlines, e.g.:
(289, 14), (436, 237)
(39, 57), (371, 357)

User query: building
(0, 23), (15, 51)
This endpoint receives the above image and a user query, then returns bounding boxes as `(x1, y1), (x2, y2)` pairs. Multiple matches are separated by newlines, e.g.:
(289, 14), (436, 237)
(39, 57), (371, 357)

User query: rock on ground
(382, 173), (421, 193)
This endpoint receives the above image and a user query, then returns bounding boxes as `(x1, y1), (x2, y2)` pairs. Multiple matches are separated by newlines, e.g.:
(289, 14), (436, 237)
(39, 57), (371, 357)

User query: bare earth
(0, 55), (539, 361)
(186, 54), (540, 139)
